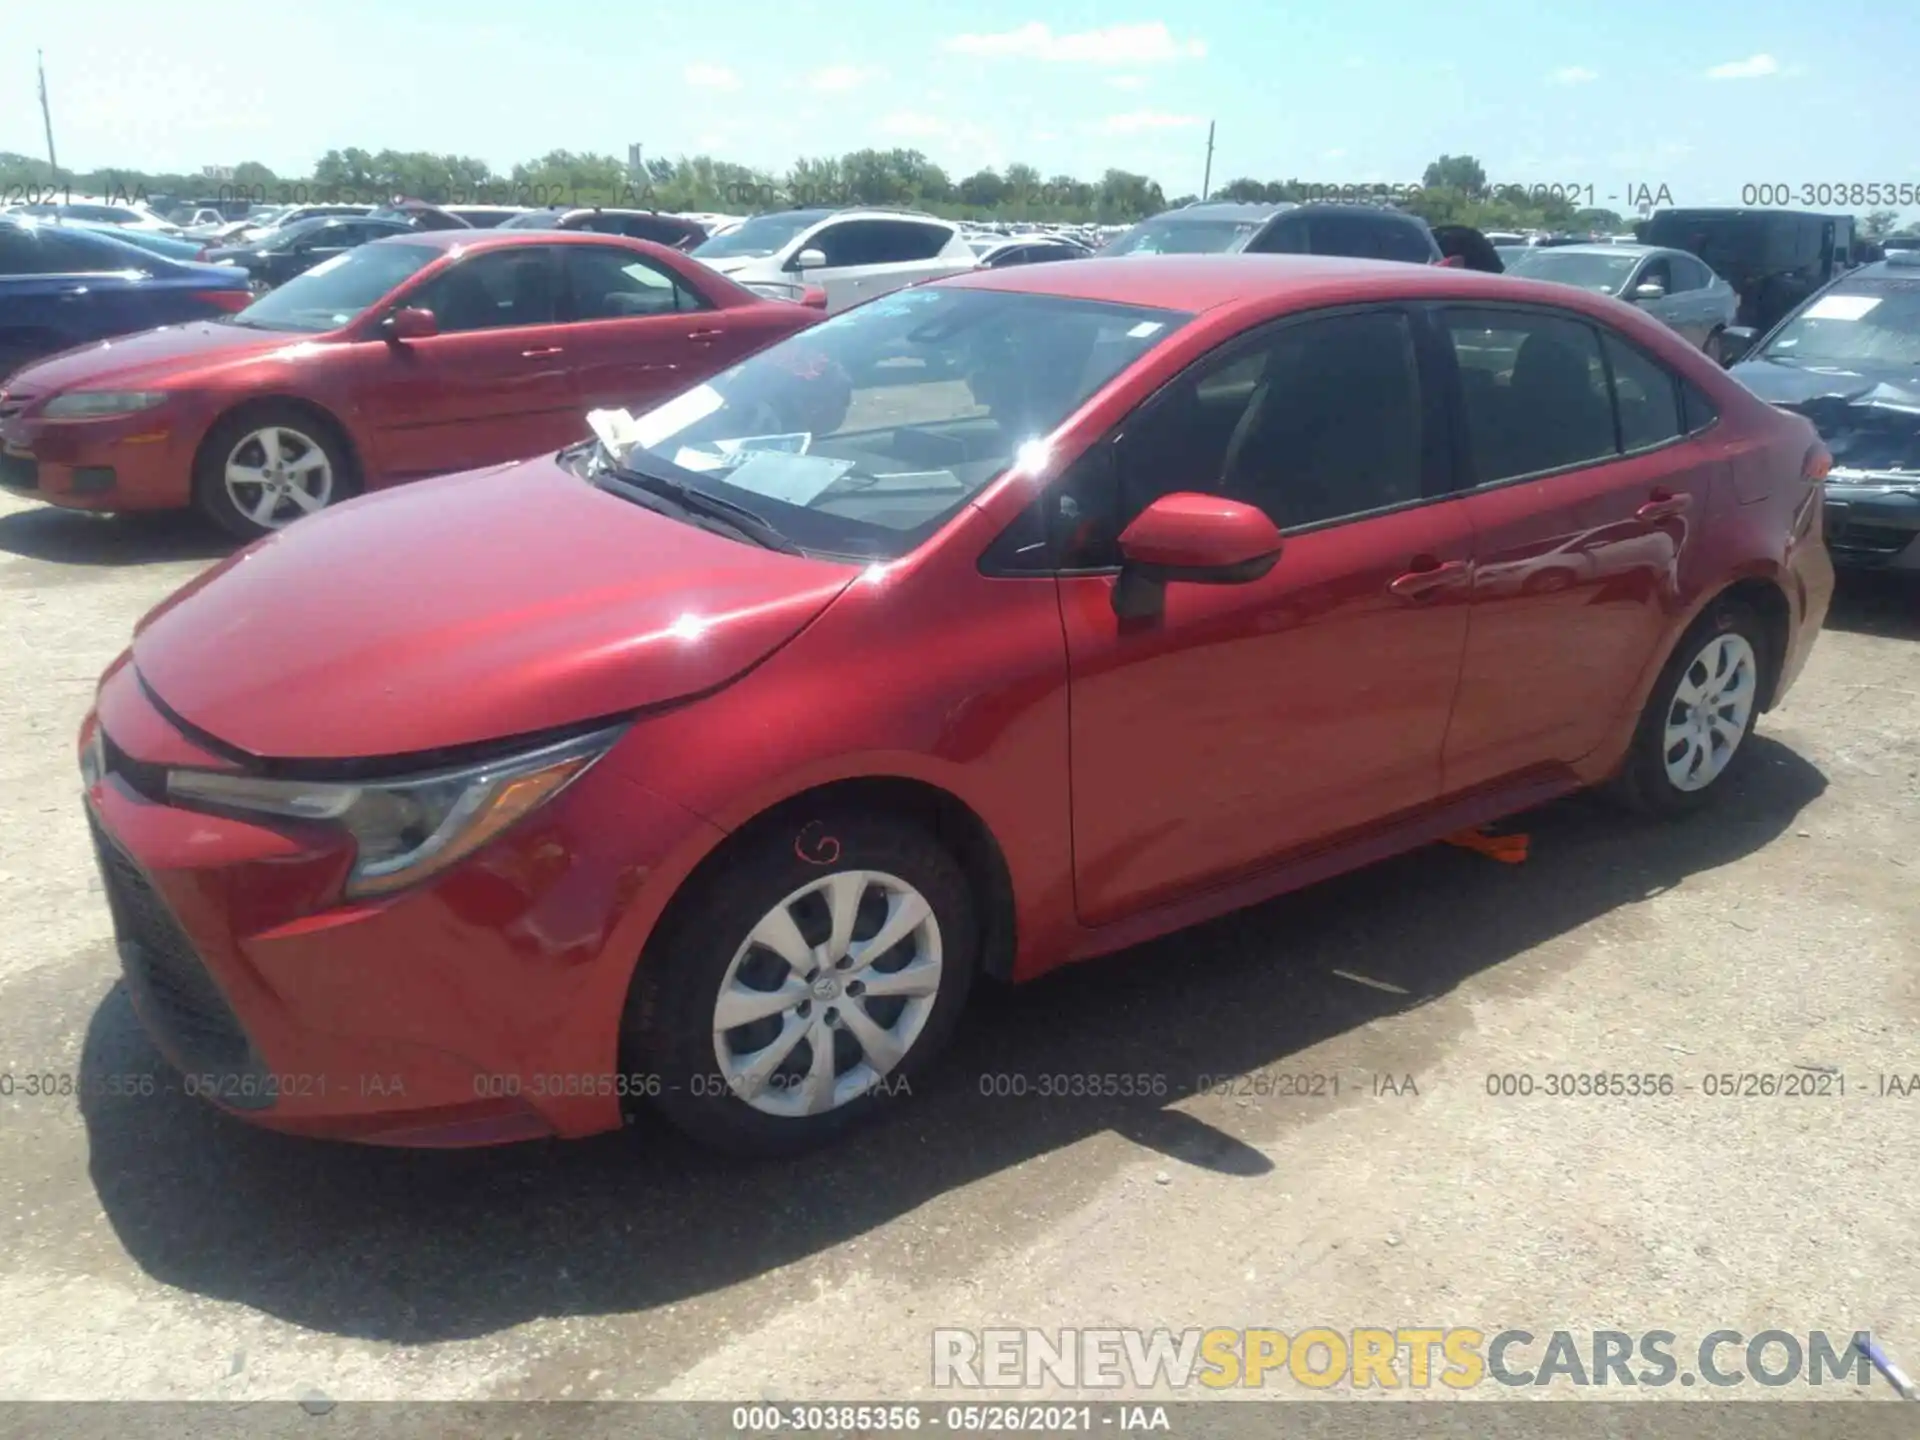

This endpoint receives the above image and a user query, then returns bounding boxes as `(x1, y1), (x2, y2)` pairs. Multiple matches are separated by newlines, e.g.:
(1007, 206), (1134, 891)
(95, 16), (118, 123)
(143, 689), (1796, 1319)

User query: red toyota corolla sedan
(78, 255), (1833, 1156)
(0, 230), (823, 538)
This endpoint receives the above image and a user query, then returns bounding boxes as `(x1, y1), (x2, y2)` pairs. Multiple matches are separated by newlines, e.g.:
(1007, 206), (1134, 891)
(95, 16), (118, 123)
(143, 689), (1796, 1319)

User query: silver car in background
(1503, 242), (1738, 352)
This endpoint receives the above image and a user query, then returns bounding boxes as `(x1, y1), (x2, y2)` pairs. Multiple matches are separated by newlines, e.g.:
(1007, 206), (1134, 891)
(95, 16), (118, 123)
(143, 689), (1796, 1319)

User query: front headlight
(42, 391), (170, 419)
(165, 724), (625, 898)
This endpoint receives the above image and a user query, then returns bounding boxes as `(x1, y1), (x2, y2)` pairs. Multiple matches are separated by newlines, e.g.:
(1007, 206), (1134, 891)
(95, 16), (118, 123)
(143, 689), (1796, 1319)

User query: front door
(1436, 305), (1721, 791)
(1058, 306), (1473, 926)
(354, 245), (576, 479)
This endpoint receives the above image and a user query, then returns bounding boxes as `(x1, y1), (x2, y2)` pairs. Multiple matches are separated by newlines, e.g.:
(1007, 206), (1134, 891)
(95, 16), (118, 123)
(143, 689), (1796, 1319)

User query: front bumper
(1824, 479), (1920, 570)
(0, 404), (199, 512)
(82, 669), (725, 1147)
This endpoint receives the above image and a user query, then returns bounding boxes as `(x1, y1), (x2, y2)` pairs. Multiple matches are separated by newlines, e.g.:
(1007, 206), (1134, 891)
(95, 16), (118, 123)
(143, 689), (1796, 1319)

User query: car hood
(129, 457), (859, 761)
(10, 320), (298, 394)
(1731, 357), (1920, 474)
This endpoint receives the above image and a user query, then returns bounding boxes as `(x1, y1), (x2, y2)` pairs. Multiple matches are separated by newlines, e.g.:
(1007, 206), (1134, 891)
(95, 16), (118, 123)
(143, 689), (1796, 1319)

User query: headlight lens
(42, 391), (170, 419)
(165, 724), (625, 898)
(79, 720), (105, 789)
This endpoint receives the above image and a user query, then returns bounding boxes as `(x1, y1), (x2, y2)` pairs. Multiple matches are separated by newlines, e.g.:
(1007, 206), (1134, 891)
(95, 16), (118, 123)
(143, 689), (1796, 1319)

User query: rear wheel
(193, 404), (356, 541)
(625, 810), (977, 1156)
(1612, 600), (1766, 816)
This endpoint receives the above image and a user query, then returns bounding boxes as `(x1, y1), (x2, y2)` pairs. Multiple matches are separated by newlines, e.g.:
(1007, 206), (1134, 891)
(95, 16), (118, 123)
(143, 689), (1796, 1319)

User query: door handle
(1389, 557), (1468, 599)
(520, 346), (564, 358)
(1635, 488), (1692, 522)
(685, 328), (725, 341)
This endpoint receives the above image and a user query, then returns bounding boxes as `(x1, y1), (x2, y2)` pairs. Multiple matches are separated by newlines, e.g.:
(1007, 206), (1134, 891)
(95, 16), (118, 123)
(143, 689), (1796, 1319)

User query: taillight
(194, 289), (252, 313)
(1803, 443), (1832, 482)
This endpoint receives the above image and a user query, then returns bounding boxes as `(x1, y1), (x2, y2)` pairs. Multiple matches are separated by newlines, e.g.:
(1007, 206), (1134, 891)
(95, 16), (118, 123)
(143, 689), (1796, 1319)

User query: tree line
(3, 147), (1910, 237)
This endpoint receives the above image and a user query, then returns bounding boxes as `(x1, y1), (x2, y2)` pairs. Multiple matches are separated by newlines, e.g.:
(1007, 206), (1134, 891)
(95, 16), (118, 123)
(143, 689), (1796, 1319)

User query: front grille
(88, 809), (272, 1107)
(0, 449), (37, 492)
(1830, 521), (1918, 562)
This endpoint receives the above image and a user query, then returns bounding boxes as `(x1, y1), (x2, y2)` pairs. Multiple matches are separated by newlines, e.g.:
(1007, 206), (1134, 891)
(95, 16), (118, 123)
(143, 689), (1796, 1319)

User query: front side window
(1760, 282), (1920, 366)
(1100, 216), (1266, 256)
(563, 246), (706, 319)
(1444, 309), (1616, 483)
(232, 242), (440, 332)
(1506, 249), (1640, 295)
(610, 287), (1192, 561)
(1667, 254), (1710, 292)
(406, 249), (560, 332)
(691, 210), (832, 261)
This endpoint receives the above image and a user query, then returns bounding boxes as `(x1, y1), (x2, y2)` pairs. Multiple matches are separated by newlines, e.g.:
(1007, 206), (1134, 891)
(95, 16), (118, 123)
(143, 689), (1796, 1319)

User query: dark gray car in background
(1504, 243), (1738, 352)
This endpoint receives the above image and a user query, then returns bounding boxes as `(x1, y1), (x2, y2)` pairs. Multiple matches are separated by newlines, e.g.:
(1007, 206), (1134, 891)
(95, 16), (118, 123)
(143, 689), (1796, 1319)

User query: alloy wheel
(1662, 631), (1758, 791)
(711, 870), (943, 1118)
(224, 425), (333, 529)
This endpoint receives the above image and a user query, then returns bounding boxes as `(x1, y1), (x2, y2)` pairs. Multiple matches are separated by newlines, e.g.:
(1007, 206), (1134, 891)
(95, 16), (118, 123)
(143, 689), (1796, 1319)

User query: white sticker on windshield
(1126, 321), (1165, 339)
(630, 384), (724, 448)
(726, 452), (856, 506)
(1803, 294), (1882, 321)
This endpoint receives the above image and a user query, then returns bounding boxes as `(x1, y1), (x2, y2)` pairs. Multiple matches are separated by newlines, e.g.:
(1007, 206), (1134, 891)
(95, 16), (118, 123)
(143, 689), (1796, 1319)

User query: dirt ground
(0, 490), (1915, 1406)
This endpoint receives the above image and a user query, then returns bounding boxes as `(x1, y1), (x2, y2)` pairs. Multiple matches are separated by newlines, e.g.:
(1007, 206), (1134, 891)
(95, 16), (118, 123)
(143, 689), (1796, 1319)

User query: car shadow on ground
(0, 507), (232, 568)
(79, 737), (1826, 1345)
(1825, 569), (1920, 642)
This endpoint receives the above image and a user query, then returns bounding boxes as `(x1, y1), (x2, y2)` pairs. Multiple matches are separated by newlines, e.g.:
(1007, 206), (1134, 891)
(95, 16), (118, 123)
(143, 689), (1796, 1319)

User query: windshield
(1504, 249), (1640, 294)
(609, 286), (1192, 560)
(692, 211), (830, 260)
(1099, 216), (1266, 256)
(231, 243), (440, 332)
(1761, 285), (1920, 367)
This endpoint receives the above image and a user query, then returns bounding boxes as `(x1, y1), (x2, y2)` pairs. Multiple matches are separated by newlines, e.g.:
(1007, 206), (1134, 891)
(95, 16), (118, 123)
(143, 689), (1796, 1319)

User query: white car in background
(688, 206), (979, 312)
(12, 198), (183, 234)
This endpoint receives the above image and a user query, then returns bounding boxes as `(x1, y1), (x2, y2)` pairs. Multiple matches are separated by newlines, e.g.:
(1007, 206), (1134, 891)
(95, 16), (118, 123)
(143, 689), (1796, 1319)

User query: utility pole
(38, 50), (60, 180)
(1200, 121), (1215, 201)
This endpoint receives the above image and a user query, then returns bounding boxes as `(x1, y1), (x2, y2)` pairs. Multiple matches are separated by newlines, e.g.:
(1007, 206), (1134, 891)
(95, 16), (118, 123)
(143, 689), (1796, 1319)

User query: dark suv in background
(1098, 200), (1502, 271)
(1639, 208), (1856, 334)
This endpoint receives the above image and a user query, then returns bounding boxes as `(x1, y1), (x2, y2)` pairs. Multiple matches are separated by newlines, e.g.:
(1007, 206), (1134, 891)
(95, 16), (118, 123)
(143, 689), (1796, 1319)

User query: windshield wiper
(597, 456), (805, 555)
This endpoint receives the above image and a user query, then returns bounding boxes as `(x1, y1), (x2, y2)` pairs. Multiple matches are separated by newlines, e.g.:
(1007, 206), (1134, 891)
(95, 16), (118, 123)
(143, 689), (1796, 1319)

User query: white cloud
(943, 21), (1205, 64)
(808, 64), (882, 92)
(1322, 147), (1348, 161)
(684, 62), (741, 90)
(1550, 66), (1599, 84)
(1705, 53), (1779, 79)
(1093, 110), (1203, 135)
(879, 110), (949, 139)
(1108, 74), (1148, 90)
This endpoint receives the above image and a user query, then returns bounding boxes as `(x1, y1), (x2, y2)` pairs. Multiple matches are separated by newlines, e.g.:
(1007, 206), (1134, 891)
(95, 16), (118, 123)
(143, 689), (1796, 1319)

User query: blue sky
(8, 0), (1916, 215)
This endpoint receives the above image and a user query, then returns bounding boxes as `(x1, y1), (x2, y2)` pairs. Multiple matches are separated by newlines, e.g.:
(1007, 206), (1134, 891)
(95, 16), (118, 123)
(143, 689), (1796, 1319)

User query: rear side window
(1444, 309), (1615, 483)
(1294, 212), (1434, 263)
(1680, 378), (1720, 435)
(1601, 334), (1683, 452)
(562, 246), (707, 319)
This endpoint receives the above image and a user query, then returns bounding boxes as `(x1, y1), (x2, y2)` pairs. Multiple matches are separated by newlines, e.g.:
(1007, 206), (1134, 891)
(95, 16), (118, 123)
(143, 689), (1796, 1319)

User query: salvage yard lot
(0, 488), (1915, 1402)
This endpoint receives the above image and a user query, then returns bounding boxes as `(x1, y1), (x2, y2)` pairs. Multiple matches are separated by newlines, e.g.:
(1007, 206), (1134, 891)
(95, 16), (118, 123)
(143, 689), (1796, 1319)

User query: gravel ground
(0, 491), (1915, 1408)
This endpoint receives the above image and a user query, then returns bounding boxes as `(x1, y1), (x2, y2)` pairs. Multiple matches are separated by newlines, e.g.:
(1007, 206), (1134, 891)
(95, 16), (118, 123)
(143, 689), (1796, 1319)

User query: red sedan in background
(79, 256), (1831, 1156)
(0, 230), (825, 538)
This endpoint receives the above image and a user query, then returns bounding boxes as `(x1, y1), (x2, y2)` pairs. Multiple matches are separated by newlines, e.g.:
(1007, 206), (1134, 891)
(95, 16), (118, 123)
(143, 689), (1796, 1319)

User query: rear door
(351, 245), (576, 477)
(554, 242), (770, 414)
(0, 225), (153, 365)
(1437, 305), (1722, 792)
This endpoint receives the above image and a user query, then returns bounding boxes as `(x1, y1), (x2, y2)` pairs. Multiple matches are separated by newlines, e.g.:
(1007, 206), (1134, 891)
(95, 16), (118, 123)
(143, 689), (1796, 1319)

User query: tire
(1611, 599), (1768, 817)
(192, 403), (357, 541)
(625, 809), (978, 1157)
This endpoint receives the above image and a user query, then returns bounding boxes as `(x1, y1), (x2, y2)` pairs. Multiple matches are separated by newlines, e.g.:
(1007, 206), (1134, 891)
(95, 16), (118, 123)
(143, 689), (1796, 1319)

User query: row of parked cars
(2, 194), (1915, 568)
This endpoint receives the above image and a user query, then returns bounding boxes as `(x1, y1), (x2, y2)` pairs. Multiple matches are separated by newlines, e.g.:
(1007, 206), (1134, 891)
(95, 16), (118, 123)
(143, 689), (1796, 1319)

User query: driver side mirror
(1111, 493), (1284, 620)
(381, 306), (439, 341)
(1715, 326), (1759, 367)
(791, 247), (827, 271)
(1631, 281), (1666, 302)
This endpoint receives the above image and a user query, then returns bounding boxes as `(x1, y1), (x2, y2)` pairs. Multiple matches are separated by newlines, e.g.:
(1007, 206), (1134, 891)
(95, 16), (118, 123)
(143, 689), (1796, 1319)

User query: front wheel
(1612, 600), (1766, 816)
(625, 811), (977, 1156)
(193, 405), (355, 540)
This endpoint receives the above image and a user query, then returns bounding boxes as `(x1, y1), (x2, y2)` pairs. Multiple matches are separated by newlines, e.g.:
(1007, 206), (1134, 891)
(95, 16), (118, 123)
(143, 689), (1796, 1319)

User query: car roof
(1163, 201), (1290, 220)
(937, 253), (1617, 314)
